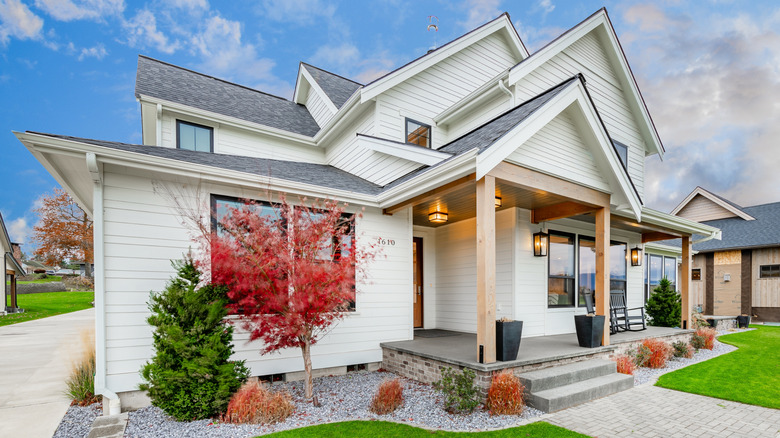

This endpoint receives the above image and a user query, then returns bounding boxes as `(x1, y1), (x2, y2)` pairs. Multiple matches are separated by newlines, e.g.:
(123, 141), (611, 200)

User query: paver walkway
(547, 383), (780, 437)
(0, 308), (95, 438)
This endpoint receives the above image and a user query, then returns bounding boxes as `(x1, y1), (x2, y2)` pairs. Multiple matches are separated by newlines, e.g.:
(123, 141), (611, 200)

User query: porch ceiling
(411, 180), (569, 227)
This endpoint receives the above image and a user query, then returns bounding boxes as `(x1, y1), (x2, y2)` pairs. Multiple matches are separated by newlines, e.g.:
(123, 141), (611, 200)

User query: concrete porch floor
(381, 326), (692, 372)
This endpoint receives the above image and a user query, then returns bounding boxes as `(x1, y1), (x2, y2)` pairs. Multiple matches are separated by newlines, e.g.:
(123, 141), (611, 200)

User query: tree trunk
(302, 338), (313, 399)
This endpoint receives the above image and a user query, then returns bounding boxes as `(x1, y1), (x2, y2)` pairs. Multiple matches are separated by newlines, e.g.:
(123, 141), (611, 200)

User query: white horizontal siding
(304, 86), (335, 128)
(513, 31), (646, 199)
(505, 108), (610, 192)
(100, 164), (414, 394)
(443, 92), (511, 144)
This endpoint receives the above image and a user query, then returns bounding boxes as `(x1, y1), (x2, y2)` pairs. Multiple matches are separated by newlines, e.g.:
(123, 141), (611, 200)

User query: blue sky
(2, 0), (780, 247)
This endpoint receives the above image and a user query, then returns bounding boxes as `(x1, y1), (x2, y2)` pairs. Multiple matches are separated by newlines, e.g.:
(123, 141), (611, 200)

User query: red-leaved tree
(204, 196), (378, 399)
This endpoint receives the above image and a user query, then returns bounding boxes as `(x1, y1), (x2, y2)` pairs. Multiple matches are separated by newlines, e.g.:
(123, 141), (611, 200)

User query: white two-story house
(15, 9), (719, 412)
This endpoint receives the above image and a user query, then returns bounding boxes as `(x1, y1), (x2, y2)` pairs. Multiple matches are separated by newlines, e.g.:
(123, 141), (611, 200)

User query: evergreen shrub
(645, 278), (681, 327)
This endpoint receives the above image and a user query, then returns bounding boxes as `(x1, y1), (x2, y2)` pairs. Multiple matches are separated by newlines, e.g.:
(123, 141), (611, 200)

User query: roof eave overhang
(435, 70), (510, 126)
(507, 9), (665, 159)
(670, 187), (755, 221)
(15, 132), (380, 208)
(5, 252), (25, 275)
(637, 207), (722, 240)
(357, 134), (451, 166)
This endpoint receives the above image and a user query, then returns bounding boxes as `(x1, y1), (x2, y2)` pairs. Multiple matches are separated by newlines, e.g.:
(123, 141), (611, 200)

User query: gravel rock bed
(125, 371), (544, 437)
(53, 403), (102, 438)
(632, 328), (751, 386)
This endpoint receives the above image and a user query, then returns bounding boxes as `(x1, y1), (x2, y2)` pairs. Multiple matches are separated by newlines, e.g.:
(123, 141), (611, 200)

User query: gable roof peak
(671, 186), (755, 221)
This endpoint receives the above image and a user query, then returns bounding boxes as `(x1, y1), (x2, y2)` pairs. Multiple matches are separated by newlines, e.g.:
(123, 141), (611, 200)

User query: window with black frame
(405, 118), (431, 147)
(211, 195), (356, 310)
(664, 256), (677, 290)
(177, 120), (213, 152)
(549, 232), (575, 307)
(578, 237), (627, 306)
(610, 241), (627, 296)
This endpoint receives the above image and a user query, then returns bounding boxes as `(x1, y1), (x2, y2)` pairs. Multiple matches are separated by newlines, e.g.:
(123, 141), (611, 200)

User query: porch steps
(517, 359), (633, 412)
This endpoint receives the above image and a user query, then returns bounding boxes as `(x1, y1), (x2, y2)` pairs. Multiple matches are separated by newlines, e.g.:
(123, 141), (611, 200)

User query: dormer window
(406, 118), (431, 148)
(177, 120), (213, 152)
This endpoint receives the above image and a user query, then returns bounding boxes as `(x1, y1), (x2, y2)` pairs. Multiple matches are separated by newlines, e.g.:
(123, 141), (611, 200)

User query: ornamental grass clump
(433, 367), (481, 414)
(612, 354), (636, 375)
(222, 382), (294, 424)
(65, 329), (99, 406)
(369, 378), (404, 414)
(693, 327), (717, 350)
(485, 370), (524, 416)
(635, 338), (672, 368)
(672, 340), (694, 358)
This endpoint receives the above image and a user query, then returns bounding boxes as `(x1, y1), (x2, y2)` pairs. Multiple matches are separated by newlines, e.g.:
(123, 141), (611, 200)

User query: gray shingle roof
(302, 64), (362, 109)
(31, 133), (383, 195)
(135, 56), (321, 137)
(657, 201), (780, 252)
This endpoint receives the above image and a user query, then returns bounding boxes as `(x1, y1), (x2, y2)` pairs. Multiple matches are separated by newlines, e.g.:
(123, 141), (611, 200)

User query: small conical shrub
(645, 278), (681, 327)
(140, 258), (249, 421)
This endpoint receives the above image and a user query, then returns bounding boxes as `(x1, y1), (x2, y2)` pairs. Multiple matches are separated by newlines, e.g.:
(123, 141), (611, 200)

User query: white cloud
(33, 0), (124, 21)
(538, 0), (554, 15)
(310, 43), (359, 68)
(458, 0), (502, 30)
(168, 0), (208, 9)
(0, 0), (44, 45)
(7, 217), (31, 244)
(309, 42), (395, 84)
(260, 0), (336, 25)
(78, 42), (106, 60)
(123, 9), (180, 54)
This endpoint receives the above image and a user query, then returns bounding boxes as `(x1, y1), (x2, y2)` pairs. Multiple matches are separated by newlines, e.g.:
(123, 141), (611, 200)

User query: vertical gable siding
(513, 31), (645, 198)
(304, 87), (335, 128)
(377, 33), (518, 149)
(676, 194), (738, 222)
(505, 109), (610, 192)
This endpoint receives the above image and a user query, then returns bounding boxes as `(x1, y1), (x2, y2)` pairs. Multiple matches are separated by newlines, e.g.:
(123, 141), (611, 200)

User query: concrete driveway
(0, 308), (94, 438)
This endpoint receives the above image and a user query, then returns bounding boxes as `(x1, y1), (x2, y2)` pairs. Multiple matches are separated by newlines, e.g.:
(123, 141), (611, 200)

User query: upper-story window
(613, 140), (628, 170)
(406, 118), (431, 148)
(177, 120), (213, 152)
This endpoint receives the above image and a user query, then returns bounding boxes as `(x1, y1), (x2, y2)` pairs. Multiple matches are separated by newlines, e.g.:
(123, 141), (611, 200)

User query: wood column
(595, 207), (610, 346)
(9, 274), (17, 309)
(476, 175), (496, 364)
(681, 236), (691, 329)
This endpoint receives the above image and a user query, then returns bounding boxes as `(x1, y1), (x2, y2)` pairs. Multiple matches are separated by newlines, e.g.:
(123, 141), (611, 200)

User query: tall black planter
(574, 315), (605, 348)
(737, 315), (751, 328)
(496, 320), (523, 361)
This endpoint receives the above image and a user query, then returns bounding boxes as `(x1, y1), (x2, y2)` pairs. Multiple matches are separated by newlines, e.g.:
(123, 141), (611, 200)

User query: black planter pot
(737, 315), (751, 328)
(706, 318), (717, 329)
(496, 320), (523, 361)
(574, 315), (605, 348)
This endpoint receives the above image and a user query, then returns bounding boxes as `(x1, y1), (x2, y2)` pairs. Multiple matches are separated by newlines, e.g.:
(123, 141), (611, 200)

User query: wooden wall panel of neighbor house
(100, 164), (414, 394)
(752, 247), (780, 308)
(304, 84), (335, 128)
(377, 32), (518, 149)
(691, 254), (706, 310)
(433, 208), (515, 333)
(713, 250), (741, 315)
(676, 194), (737, 222)
(512, 31), (645, 199)
(505, 108), (611, 193)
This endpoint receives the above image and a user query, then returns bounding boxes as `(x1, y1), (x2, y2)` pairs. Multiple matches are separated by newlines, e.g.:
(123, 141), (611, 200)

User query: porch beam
(595, 207), (610, 346)
(681, 235), (692, 329)
(382, 173), (475, 215)
(476, 175), (496, 364)
(641, 231), (679, 243)
(489, 162), (610, 208)
(531, 202), (599, 224)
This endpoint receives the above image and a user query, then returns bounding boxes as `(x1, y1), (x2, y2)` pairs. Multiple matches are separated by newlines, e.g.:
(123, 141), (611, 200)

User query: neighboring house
(21, 259), (55, 275)
(15, 9), (720, 411)
(669, 187), (780, 322)
(1, 212), (25, 314)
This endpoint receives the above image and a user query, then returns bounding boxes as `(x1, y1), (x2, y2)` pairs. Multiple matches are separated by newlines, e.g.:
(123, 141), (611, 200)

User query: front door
(413, 237), (424, 328)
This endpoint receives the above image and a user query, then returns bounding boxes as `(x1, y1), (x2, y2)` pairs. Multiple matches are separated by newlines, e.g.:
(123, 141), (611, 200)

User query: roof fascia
(361, 15), (524, 103)
(5, 252), (25, 275)
(670, 187), (755, 221)
(434, 70), (509, 126)
(300, 66), (339, 115)
(357, 134), (451, 166)
(507, 10), (665, 159)
(644, 242), (684, 255)
(475, 79), (642, 220)
(292, 64), (309, 104)
(16, 132), (380, 207)
(137, 94), (318, 147)
(0, 212), (12, 252)
(378, 149), (479, 208)
(637, 207), (722, 239)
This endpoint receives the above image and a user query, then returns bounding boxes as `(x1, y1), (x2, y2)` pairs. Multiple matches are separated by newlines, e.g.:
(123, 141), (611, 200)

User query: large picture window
(664, 256), (677, 290)
(210, 195), (356, 310)
(610, 241), (627, 296)
(177, 120), (213, 152)
(577, 237), (627, 306)
(549, 232), (575, 308)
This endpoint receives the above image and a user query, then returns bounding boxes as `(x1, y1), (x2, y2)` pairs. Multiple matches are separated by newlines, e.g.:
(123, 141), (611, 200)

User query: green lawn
(0, 291), (94, 327)
(7, 275), (63, 285)
(261, 421), (588, 437)
(656, 325), (780, 409)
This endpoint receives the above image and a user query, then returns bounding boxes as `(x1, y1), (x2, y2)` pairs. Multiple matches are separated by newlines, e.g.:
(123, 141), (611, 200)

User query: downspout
(498, 78), (514, 106)
(87, 152), (121, 415)
(155, 103), (162, 147)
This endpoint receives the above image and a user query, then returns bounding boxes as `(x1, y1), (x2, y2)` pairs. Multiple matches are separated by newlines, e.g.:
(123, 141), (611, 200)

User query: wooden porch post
(681, 235), (691, 329)
(595, 207), (610, 346)
(10, 274), (17, 309)
(476, 175), (496, 363)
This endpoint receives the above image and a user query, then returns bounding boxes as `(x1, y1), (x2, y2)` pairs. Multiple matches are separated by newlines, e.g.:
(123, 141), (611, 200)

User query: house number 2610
(377, 237), (396, 246)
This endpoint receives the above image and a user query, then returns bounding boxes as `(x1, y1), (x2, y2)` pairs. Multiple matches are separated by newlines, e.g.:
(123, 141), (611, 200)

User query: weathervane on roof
(427, 15), (439, 51)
